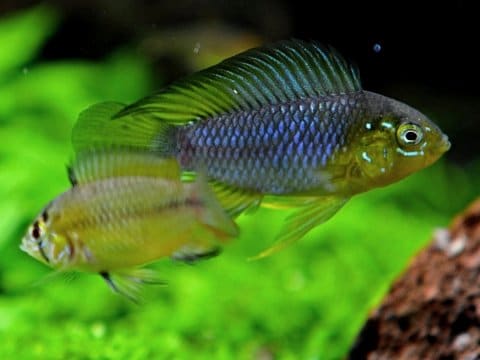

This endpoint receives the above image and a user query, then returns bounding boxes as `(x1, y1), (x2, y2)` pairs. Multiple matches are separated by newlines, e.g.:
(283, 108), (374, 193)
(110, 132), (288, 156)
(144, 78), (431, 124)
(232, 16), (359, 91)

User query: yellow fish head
(352, 92), (450, 191)
(20, 207), (72, 269)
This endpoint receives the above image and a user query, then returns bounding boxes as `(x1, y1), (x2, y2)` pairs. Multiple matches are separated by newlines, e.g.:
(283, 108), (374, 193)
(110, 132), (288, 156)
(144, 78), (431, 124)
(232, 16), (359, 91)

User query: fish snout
(439, 134), (451, 153)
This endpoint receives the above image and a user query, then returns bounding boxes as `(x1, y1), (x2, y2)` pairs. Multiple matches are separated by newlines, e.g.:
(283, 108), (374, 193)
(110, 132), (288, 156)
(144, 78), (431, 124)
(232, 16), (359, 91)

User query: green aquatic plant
(0, 6), (151, 251)
(0, 6), (477, 360)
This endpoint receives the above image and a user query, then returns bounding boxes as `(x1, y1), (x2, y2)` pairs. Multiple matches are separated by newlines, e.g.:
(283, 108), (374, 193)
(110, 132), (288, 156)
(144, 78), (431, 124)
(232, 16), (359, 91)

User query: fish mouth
(20, 236), (50, 263)
(19, 235), (34, 253)
(19, 240), (28, 253)
(439, 134), (451, 153)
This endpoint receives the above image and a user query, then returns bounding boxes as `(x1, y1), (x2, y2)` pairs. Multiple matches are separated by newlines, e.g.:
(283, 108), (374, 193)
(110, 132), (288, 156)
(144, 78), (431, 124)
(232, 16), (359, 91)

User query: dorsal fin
(116, 40), (361, 123)
(68, 148), (181, 186)
(68, 102), (180, 185)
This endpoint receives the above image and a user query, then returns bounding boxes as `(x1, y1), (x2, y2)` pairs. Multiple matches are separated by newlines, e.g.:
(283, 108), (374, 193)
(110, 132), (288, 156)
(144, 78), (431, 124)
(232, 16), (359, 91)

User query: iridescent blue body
(72, 40), (450, 257)
(177, 93), (363, 194)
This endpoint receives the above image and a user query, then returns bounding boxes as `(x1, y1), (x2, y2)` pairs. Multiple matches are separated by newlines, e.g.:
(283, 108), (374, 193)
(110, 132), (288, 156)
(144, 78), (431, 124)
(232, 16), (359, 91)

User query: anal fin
(249, 196), (349, 260)
(209, 180), (263, 218)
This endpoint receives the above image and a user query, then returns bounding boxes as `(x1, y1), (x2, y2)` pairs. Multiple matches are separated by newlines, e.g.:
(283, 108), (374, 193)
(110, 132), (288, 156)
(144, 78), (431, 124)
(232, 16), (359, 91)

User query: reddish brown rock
(349, 199), (480, 360)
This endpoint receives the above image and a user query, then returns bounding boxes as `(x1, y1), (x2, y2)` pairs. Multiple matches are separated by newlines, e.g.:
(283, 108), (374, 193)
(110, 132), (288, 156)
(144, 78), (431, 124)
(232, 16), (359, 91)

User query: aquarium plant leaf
(0, 6), (57, 77)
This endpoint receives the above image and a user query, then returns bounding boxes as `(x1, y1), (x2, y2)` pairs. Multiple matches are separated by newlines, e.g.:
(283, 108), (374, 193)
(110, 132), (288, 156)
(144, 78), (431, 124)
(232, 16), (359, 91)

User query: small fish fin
(28, 269), (76, 289)
(58, 271), (79, 284)
(261, 195), (320, 210)
(116, 40), (361, 123)
(209, 180), (263, 218)
(182, 174), (262, 217)
(171, 244), (221, 264)
(68, 148), (181, 185)
(72, 101), (177, 157)
(191, 175), (240, 239)
(249, 196), (349, 260)
(100, 269), (165, 304)
(67, 165), (78, 186)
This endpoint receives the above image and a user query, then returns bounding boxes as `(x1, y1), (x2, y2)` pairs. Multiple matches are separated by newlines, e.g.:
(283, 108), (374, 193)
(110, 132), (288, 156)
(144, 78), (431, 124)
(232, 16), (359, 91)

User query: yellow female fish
(73, 40), (451, 258)
(21, 139), (238, 300)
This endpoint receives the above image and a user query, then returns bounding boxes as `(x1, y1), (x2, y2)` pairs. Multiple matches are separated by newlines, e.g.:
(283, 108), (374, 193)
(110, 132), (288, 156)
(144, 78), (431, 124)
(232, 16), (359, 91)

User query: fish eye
(32, 221), (41, 240)
(396, 123), (423, 146)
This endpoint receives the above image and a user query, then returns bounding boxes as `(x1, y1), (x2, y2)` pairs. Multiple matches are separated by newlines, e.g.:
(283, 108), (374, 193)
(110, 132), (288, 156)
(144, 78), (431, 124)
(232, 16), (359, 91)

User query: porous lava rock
(349, 199), (480, 360)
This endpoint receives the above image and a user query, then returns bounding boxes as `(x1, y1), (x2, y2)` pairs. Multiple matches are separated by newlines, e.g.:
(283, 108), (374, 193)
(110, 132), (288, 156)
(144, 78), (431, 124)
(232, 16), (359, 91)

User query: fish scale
(178, 94), (357, 194)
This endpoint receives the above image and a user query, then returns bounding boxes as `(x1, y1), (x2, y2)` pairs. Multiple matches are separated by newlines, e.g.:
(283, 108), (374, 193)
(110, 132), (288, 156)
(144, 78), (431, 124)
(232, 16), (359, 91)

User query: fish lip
(20, 236), (33, 253)
(20, 235), (50, 263)
(440, 134), (451, 152)
(19, 240), (27, 253)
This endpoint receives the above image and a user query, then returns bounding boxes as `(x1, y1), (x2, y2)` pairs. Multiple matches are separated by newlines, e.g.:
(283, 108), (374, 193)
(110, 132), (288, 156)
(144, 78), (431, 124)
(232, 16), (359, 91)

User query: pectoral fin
(171, 245), (221, 264)
(100, 268), (164, 303)
(187, 176), (238, 240)
(261, 195), (319, 210)
(209, 180), (263, 218)
(249, 196), (349, 260)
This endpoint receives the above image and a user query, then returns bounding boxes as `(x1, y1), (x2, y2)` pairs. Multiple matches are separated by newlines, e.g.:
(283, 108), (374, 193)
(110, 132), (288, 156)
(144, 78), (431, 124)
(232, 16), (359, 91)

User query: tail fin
(72, 102), (178, 158)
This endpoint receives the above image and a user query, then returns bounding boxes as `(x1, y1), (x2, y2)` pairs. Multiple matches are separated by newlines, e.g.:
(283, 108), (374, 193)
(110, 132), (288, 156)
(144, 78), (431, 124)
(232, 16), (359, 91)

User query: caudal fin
(72, 101), (178, 158)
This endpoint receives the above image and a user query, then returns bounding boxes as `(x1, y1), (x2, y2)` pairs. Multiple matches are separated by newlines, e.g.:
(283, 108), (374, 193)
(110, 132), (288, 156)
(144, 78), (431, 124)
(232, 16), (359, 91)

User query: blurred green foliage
(0, 6), (478, 360)
(0, 6), (152, 250)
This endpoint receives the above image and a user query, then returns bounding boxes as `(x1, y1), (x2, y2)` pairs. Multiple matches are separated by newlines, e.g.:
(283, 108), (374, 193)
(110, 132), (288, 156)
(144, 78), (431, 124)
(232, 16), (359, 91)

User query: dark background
(1, 0), (478, 161)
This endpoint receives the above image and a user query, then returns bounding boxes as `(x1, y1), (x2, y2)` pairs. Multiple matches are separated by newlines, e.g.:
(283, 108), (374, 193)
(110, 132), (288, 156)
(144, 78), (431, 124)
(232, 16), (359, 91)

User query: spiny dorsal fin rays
(115, 40), (361, 123)
(274, 48), (313, 97)
(237, 60), (282, 104)
(287, 45), (321, 94)
(245, 57), (291, 102)
(327, 45), (359, 91)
